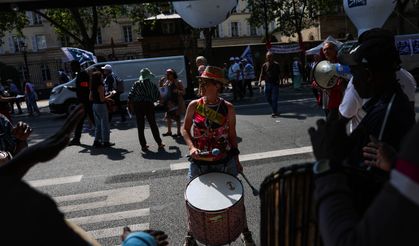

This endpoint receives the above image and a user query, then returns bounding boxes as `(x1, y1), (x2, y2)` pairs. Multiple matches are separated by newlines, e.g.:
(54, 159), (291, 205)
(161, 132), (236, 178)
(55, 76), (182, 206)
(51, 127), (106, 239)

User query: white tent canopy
(305, 36), (343, 56)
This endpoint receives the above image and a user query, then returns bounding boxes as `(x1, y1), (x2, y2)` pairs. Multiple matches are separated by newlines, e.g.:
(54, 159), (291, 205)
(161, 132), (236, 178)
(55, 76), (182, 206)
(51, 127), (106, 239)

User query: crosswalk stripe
(170, 146), (313, 170)
(27, 175), (83, 187)
(67, 208), (150, 225)
(88, 223), (149, 239)
(54, 185), (150, 213)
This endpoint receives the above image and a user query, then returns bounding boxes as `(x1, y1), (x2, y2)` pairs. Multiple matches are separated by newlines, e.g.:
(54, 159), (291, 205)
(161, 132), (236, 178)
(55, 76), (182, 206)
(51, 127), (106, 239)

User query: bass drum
(185, 172), (245, 246)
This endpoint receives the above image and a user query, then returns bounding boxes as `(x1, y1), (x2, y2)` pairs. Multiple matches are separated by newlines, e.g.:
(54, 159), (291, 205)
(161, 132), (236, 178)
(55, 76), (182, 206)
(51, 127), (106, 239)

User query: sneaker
(92, 141), (102, 148)
(162, 132), (172, 137)
(183, 235), (197, 246)
(241, 230), (256, 246)
(102, 142), (115, 147)
(141, 145), (149, 152)
(68, 139), (81, 146)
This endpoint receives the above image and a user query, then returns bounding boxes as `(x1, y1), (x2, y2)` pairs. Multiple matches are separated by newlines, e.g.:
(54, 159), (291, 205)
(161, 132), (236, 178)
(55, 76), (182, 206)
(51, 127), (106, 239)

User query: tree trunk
(203, 28), (214, 63)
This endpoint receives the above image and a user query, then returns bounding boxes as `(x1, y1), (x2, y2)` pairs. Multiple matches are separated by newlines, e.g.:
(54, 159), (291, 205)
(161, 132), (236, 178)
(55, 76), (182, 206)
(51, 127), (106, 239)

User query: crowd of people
(0, 27), (417, 246)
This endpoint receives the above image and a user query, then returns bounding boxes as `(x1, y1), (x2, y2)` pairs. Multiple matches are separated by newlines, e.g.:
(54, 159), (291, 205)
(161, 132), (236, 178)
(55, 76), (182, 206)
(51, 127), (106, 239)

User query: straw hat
(197, 66), (228, 84)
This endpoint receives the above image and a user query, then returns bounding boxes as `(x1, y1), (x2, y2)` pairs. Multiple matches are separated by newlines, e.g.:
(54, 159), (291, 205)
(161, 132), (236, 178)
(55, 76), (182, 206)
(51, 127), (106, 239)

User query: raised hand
(0, 105), (84, 179)
(11, 121), (32, 141)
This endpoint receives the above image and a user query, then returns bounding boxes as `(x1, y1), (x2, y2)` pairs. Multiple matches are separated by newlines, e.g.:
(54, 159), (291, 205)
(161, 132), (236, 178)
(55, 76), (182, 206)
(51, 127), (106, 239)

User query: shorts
(187, 157), (238, 181)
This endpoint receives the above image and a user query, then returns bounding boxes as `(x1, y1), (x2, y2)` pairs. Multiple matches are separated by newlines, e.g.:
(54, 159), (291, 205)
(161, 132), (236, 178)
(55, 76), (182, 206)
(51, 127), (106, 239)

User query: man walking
(242, 59), (255, 97)
(259, 51), (281, 117)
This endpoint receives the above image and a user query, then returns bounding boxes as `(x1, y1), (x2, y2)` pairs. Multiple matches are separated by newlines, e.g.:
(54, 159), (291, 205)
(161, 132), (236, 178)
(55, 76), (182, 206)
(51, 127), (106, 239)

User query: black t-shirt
(75, 70), (90, 103)
(0, 178), (89, 245)
(261, 62), (281, 84)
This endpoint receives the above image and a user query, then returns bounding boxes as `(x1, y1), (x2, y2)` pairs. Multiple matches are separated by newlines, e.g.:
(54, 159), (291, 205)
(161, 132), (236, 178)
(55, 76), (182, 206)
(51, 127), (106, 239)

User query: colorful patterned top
(192, 97), (230, 162)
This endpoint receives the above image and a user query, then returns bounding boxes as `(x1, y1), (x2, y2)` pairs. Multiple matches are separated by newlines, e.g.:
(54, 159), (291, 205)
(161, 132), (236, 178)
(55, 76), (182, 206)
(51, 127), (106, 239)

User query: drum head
(186, 172), (243, 212)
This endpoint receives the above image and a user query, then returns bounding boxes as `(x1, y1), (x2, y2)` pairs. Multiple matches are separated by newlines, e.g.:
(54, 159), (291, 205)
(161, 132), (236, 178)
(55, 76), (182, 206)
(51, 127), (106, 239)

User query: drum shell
(260, 163), (321, 246)
(186, 198), (244, 245)
(185, 172), (245, 246)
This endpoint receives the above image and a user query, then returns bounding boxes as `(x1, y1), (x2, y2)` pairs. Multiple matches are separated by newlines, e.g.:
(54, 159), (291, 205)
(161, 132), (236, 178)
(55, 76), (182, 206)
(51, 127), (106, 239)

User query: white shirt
(339, 79), (369, 132)
(397, 68), (417, 102)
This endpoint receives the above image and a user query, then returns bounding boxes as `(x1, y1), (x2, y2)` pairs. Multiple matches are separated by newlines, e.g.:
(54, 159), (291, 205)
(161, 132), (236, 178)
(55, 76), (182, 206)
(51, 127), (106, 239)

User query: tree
(0, 4), (163, 53)
(0, 11), (28, 44)
(247, 0), (341, 49)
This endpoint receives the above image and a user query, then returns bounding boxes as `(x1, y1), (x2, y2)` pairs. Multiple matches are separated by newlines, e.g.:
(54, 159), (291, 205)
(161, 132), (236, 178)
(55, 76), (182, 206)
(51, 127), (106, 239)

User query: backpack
(114, 75), (124, 93)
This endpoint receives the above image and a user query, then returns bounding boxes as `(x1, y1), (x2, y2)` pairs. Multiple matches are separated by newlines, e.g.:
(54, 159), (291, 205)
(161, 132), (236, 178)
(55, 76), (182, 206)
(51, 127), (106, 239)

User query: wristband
(229, 147), (240, 156)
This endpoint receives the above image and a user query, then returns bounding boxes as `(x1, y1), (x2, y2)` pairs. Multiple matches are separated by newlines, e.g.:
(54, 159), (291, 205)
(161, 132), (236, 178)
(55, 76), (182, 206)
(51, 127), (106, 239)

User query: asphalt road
(12, 86), (419, 245)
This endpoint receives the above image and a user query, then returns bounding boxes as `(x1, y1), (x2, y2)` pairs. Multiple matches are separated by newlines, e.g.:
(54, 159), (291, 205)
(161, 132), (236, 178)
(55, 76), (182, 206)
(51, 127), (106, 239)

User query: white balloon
(173, 0), (238, 28)
(343, 0), (396, 36)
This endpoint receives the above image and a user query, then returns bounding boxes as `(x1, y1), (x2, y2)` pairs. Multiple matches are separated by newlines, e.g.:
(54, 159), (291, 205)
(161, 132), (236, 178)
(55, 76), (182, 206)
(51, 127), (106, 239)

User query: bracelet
(229, 147), (240, 156)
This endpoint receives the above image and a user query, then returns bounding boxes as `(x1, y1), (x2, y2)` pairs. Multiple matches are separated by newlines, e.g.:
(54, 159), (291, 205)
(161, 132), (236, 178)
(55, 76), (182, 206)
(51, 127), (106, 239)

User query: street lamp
(19, 41), (30, 81)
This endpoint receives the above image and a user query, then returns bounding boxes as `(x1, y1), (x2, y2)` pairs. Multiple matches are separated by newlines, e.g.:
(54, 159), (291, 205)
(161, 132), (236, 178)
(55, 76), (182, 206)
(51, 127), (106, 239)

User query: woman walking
(128, 68), (164, 152)
(161, 68), (185, 137)
(89, 71), (114, 148)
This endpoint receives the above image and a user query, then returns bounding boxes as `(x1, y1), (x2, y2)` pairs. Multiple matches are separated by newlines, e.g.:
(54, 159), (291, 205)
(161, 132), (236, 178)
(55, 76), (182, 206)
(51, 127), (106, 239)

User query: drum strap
(378, 93), (395, 141)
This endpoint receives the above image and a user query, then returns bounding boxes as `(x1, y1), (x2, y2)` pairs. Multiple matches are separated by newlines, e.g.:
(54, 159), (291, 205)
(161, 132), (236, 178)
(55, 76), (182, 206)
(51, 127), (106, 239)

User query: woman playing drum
(181, 66), (256, 246)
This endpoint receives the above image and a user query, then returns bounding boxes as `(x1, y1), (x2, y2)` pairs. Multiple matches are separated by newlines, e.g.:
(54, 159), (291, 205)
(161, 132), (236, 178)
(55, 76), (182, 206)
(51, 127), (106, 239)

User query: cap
(340, 28), (400, 69)
(139, 68), (155, 81)
(101, 64), (112, 71)
(235, 57), (240, 61)
(229, 57), (235, 61)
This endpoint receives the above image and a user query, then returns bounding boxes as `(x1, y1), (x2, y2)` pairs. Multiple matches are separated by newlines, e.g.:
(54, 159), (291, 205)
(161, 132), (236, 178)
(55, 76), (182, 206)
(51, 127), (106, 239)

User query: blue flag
(240, 45), (254, 64)
(61, 47), (97, 65)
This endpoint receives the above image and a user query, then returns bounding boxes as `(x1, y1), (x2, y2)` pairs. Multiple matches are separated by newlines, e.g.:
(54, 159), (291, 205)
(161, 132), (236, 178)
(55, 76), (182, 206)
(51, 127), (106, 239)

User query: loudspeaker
(312, 61), (352, 89)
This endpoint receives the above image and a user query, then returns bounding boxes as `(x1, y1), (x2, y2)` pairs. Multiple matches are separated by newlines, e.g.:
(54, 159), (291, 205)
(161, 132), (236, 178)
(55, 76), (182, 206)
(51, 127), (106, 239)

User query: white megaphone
(173, 0), (238, 28)
(344, 0), (396, 36)
(313, 61), (352, 89)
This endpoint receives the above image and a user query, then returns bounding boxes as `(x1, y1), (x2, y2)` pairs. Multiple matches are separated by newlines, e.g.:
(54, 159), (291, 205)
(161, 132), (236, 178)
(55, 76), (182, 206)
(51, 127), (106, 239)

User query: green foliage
(0, 11), (27, 44)
(0, 3), (164, 52)
(247, 0), (341, 37)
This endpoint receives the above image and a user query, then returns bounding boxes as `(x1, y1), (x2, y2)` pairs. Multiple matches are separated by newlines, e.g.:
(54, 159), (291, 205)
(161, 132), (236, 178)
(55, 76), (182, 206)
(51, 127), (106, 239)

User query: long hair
(90, 71), (102, 90)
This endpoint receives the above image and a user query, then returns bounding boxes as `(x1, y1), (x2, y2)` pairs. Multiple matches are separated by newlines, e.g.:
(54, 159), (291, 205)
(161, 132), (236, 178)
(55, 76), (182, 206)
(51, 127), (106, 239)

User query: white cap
(229, 57), (235, 61)
(101, 64), (112, 71)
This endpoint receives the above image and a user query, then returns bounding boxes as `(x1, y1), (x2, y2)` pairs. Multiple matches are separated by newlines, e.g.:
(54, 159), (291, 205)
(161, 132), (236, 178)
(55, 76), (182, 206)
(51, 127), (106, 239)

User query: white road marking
(234, 97), (315, 109)
(88, 223), (149, 239)
(170, 146), (313, 171)
(27, 175), (83, 187)
(54, 185), (150, 213)
(67, 208), (150, 225)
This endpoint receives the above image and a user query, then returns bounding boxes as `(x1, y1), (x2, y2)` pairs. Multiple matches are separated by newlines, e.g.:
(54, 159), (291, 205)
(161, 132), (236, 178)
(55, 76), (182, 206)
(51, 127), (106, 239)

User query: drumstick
(239, 172), (259, 196)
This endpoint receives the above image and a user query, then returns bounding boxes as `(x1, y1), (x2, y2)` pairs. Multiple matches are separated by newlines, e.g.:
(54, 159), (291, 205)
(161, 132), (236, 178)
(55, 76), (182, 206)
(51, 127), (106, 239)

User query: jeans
(92, 103), (110, 143)
(264, 82), (279, 114)
(188, 157), (238, 181)
(25, 93), (39, 114)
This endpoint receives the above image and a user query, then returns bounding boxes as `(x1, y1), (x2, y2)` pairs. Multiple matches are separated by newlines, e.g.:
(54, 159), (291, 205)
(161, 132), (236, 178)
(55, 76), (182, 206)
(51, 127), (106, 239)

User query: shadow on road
(78, 144), (132, 160)
(142, 146), (182, 160)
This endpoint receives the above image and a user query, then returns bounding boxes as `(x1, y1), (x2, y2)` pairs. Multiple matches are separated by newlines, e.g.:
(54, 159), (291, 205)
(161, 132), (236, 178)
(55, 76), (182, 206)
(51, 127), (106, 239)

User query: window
(32, 12), (42, 25)
(250, 25), (257, 36)
(12, 36), (20, 52)
(96, 28), (102, 44)
(213, 26), (219, 38)
(123, 26), (133, 43)
(162, 22), (176, 34)
(231, 22), (239, 37)
(41, 64), (51, 81)
(60, 35), (71, 47)
(35, 35), (47, 49)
